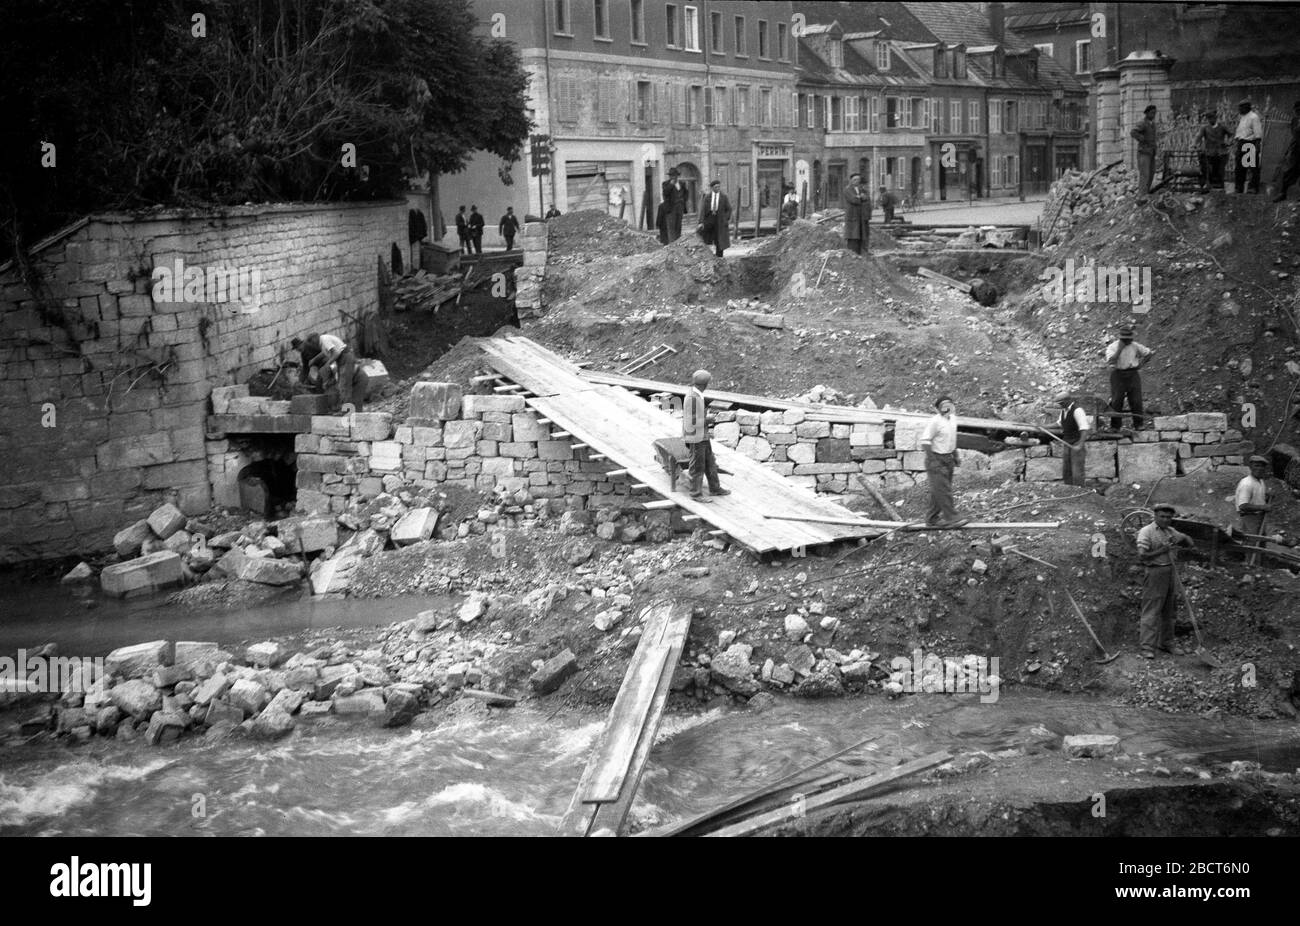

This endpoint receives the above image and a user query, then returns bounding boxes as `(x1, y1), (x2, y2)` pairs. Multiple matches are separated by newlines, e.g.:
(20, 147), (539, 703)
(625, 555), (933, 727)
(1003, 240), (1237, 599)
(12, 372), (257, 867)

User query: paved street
(902, 195), (1047, 226)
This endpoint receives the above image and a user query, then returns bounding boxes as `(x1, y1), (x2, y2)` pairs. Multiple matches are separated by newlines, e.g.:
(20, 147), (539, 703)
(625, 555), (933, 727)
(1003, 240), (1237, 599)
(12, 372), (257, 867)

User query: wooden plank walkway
(475, 336), (876, 553)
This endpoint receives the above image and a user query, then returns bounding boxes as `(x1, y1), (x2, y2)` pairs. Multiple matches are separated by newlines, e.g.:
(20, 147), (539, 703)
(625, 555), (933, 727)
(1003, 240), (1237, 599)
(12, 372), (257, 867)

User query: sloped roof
(792, 1), (935, 43)
(796, 35), (929, 88)
(901, 1), (1032, 53)
(1005, 4), (1091, 31)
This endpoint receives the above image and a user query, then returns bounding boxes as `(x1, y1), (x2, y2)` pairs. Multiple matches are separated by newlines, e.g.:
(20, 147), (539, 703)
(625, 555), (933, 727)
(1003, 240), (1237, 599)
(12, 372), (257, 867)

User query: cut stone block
(236, 556), (305, 586)
(113, 519), (153, 557)
(462, 394), (525, 416)
(275, 515), (338, 553)
(1117, 442), (1178, 483)
(443, 420), (483, 449)
(410, 382), (462, 420)
(147, 503), (186, 539)
(211, 384), (250, 414)
(1185, 412), (1228, 431)
(106, 640), (175, 679)
(530, 649), (579, 695)
(392, 508), (439, 545)
(101, 552), (183, 597)
(1063, 734), (1122, 758)
(290, 393), (333, 416)
(892, 421), (926, 451)
(358, 358), (389, 397)
(1151, 415), (1187, 431)
(350, 412), (393, 441)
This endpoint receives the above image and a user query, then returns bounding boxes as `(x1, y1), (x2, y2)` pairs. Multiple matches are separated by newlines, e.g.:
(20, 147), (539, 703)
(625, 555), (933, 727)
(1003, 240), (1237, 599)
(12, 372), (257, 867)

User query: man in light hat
(1135, 503), (1195, 659)
(698, 180), (731, 257)
(1233, 99), (1263, 194)
(1235, 455), (1273, 566)
(919, 395), (968, 527)
(681, 369), (730, 500)
(661, 167), (686, 243)
(1055, 392), (1090, 486)
(1105, 326), (1154, 430)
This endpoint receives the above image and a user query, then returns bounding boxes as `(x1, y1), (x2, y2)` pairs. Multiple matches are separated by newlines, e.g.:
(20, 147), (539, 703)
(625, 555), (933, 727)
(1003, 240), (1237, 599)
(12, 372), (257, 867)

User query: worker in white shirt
(1054, 392), (1091, 486)
(1233, 99), (1263, 194)
(1135, 503), (1195, 659)
(292, 332), (363, 413)
(1105, 326), (1154, 430)
(1235, 455), (1273, 566)
(919, 395), (967, 527)
(682, 369), (730, 501)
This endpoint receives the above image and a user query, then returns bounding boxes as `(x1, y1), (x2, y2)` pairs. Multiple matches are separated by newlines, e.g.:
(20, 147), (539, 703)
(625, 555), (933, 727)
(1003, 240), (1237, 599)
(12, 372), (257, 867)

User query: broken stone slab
(710, 644), (757, 694)
(310, 549), (359, 595)
(382, 688), (420, 727)
(458, 592), (489, 624)
(106, 641), (174, 679)
(1064, 734), (1122, 758)
(110, 679), (163, 718)
(227, 678), (270, 717)
(530, 649), (578, 695)
(101, 551), (183, 598)
(410, 382), (463, 420)
(192, 672), (232, 706)
(250, 708), (296, 740)
(147, 503), (187, 540)
(592, 610), (622, 632)
(275, 515), (338, 554)
(112, 519), (154, 558)
(265, 688), (306, 716)
(392, 507), (439, 545)
(175, 642), (223, 678)
(61, 562), (94, 584)
(784, 644), (816, 677)
(235, 555), (305, 586)
(333, 689), (387, 716)
(145, 710), (190, 746)
(246, 641), (289, 669)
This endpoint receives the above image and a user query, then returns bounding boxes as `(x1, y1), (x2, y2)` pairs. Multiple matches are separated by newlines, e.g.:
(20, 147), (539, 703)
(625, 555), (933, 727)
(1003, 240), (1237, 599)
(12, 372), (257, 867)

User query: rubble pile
(546, 210), (660, 265)
(1041, 164), (1139, 246)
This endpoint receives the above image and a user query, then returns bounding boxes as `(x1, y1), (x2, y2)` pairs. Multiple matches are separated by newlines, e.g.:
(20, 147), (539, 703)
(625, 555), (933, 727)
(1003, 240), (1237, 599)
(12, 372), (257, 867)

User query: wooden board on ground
(558, 599), (692, 836)
(764, 513), (1062, 531)
(472, 336), (595, 397)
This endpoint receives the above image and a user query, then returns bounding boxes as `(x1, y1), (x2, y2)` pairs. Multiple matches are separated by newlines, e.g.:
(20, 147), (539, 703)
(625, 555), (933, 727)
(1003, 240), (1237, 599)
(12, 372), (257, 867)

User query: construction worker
(1105, 326), (1154, 430)
(1235, 455), (1273, 566)
(1135, 503), (1195, 659)
(1130, 105), (1159, 202)
(919, 396), (968, 527)
(682, 370), (730, 501)
(293, 332), (363, 413)
(1054, 392), (1090, 486)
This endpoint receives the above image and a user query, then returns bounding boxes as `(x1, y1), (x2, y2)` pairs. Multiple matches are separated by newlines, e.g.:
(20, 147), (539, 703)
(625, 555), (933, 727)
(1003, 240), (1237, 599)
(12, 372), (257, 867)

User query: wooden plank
(764, 513), (1062, 530)
(581, 646), (673, 803)
(704, 751), (952, 838)
(855, 475), (903, 521)
(642, 500), (678, 510)
(917, 265), (972, 293)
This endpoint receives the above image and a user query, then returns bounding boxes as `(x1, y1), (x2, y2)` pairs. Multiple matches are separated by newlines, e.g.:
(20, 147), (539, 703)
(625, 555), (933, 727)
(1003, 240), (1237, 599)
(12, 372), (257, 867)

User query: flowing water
(2, 579), (1298, 836)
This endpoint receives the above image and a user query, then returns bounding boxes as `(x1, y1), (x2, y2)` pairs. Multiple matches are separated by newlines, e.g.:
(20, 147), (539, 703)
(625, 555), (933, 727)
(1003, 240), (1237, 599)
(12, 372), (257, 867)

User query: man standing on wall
(698, 180), (731, 258)
(468, 205), (485, 255)
(498, 206), (520, 251)
(1105, 325), (1154, 430)
(682, 369), (730, 501)
(1130, 105), (1159, 203)
(844, 173), (871, 254)
(1055, 392), (1090, 487)
(1234, 99), (1263, 195)
(661, 167), (686, 243)
(919, 395), (968, 528)
(455, 206), (470, 254)
(1135, 503), (1195, 659)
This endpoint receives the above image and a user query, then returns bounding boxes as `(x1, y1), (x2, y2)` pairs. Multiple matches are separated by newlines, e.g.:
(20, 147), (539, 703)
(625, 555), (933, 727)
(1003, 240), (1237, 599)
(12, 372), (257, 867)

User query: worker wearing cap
(1105, 327), (1154, 430)
(682, 369), (730, 501)
(1055, 392), (1090, 486)
(292, 332), (363, 413)
(1234, 99), (1263, 194)
(919, 395), (968, 527)
(1235, 455), (1273, 566)
(1135, 504), (1195, 659)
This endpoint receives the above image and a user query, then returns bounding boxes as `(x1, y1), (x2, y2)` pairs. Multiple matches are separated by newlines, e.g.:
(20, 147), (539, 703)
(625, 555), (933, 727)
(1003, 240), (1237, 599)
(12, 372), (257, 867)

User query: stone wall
(0, 201), (410, 563)
(513, 221), (547, 316)
(287, 381), (1249, 517)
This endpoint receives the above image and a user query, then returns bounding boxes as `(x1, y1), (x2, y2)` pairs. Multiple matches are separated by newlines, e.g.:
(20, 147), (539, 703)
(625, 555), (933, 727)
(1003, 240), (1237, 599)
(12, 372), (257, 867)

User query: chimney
(989, 2), (1005, 43)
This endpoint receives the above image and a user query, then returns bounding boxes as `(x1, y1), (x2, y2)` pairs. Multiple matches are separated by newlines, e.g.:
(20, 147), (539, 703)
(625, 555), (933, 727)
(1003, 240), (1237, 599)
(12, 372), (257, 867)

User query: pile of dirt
(546, 210), (660, 264)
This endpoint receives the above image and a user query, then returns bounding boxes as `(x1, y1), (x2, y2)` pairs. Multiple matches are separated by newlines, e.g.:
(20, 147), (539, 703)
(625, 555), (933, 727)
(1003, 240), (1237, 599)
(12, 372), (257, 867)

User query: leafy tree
(0, 0), (531, 262)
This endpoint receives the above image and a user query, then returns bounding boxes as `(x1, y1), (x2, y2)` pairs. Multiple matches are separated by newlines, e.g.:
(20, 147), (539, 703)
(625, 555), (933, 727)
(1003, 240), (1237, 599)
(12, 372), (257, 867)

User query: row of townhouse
(442, 0), (1088, 240)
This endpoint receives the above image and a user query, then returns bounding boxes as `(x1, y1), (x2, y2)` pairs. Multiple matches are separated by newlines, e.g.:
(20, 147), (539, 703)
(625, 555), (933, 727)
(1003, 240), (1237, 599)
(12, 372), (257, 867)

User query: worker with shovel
(1135, 503), (1195, 659)
(1235, 455), (1273, 566)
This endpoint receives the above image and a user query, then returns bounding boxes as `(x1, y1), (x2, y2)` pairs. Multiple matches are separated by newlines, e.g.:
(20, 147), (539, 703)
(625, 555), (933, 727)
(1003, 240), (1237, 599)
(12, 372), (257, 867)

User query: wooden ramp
(474, 337), (876, 553)
(558, 600), (692, 836)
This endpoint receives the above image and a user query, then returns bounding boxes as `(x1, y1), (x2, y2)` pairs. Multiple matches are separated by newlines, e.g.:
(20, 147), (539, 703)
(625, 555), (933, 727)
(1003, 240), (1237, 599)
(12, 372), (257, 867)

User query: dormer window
(952, 47), (966, 78)
(876, 42), (890, 70)
(828, 38), (843, 68)
(934, 47), (948, 78)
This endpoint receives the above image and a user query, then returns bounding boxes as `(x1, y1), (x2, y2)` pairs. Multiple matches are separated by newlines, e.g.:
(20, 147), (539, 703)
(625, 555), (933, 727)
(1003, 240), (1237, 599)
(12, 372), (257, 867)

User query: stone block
(410, 382), (462, 420)
(1117, 442), (1178, 482)
(462, 394), (525, 416)
(106, 640), (174, 679)
(498, 442), (538, 459)
(537, 440), (573, 461)
(713, 421), (741, 447)
(792, 463), (860, 475)
(795, 421), (831, 440)
(392, 508), (439, 545)
(235, 556), (305, 586)
(210, 384), (249, 414)
(1152, 415), (1187, 431)
(787, 442), (816, 464)
(737, 435), (772, 461)
(1192, 440), (1253, 458)
(113, 519), (153, 557)
(226, 397), (275, 416)
(246, 641), (289, 669)
(350, 413), (393, 441)
(530, 649), (579, 695)
(511, 413), (548, 442)
(1063, 734), (1121, 758)
(816, 438), (852, 463)
(1086, 447), (1117, 479)
(145, 503), (186, 539)
(275, 515), (338, 553)
(290, 393), (333, 416)
(1185, 412), (1228, 431)
(901, 451), (927, 471)
(101, 552), (183, 597)
(443, 420), (483, 449)
(412, 426), (443, 447)
(1024, 457), (1060, 481)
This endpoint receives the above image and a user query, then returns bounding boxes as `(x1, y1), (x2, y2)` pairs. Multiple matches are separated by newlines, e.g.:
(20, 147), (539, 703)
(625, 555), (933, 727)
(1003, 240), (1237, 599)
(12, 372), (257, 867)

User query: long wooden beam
(764, 514), (1062, 530)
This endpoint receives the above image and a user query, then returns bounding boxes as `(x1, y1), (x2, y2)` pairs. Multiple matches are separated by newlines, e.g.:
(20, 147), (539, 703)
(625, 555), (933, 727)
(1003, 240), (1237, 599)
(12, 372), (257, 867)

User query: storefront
(754, 141), (794, 218)
(931, 140), (983, 201)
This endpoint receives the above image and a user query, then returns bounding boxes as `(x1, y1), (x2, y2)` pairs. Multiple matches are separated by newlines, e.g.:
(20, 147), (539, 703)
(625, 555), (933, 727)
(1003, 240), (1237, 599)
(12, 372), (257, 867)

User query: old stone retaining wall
(0, 201), (411, 562)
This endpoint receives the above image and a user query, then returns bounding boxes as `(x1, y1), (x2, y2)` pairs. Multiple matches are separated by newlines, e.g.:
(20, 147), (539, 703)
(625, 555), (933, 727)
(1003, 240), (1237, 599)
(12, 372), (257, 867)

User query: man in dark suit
(661, 167), (686, 242)
(454, 206), (469, 254)
(698, 179), (731, 257)
(844, 173), (871, 254)
(468, 205), (485, 255)
(498, 206), (520, 250)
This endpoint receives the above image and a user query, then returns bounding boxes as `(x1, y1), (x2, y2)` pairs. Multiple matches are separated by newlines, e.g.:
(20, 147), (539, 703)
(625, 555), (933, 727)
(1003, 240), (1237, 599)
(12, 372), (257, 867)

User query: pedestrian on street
(1235, 455), (1273, 566)
(1130, 105), (1159, 202)
(498, 206), (520, 251)
(293, 332), (364, 413)
(1196, 111), (1231, 193)
(780, 184), (799, 224)
(698, 180), (731, 257)
(1105, 326), (1154, 430)
(455, 206), (470, 254)
(468, 205), (485, 255)
(1233, 99), (1263, 194)
(1273, 100), (1300, 202)
(1135, 503), (1195, 659)
(844, 173), (871, 254)
(682, 369), (730, 501)
(1054, 392), (1091, 486)
(919, 395), (968, 528)
(877, 186), (897, 223)
(661, 167), (686, 243)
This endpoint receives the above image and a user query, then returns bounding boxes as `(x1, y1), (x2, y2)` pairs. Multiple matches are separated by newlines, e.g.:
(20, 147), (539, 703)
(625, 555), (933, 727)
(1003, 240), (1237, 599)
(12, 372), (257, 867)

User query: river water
(2, 579), (1298, 836)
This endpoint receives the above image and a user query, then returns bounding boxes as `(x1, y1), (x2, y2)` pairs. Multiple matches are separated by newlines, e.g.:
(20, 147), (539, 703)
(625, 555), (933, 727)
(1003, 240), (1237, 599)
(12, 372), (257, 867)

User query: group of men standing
(452, 205), (523, 254)
(657, 166), (732, 257)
